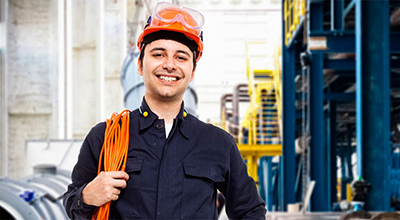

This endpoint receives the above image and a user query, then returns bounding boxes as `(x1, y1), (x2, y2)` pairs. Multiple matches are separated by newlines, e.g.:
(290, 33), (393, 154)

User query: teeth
(159, 76), (177, 82)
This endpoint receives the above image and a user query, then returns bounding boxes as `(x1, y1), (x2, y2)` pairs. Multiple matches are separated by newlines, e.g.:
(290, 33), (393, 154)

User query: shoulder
(86, 121), (106, 147)
(186, 115), (224, 132)
(89, 109), (139, 135)
(186, 115), (236, 145)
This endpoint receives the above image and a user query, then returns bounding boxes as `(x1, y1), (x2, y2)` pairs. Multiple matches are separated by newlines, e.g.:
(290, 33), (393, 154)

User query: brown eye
(176, 55), (189, 61)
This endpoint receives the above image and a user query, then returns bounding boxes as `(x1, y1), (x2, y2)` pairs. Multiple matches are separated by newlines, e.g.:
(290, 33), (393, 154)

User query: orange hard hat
(137, 2), (204, 61)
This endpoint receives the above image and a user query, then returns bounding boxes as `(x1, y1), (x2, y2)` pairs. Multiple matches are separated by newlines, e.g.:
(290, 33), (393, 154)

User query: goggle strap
(144, 16), (152, 29)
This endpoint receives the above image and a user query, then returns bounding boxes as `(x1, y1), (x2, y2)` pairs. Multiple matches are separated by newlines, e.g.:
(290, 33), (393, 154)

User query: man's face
(138, 39), (196, 103)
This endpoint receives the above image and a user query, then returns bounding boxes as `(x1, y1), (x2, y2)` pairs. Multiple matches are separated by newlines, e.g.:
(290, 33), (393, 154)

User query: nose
(162, 56), (177, 72)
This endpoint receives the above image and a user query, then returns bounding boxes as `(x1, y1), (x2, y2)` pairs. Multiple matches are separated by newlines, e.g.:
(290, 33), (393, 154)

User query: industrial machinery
(0, 165), (70, 219)
(221, 0), (400, 212)
(279, 0), (400, 211)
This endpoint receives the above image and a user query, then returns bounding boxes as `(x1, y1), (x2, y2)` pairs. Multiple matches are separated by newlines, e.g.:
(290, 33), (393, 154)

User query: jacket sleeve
(63, 123), (105, 219)
(218, 137), (266, 220)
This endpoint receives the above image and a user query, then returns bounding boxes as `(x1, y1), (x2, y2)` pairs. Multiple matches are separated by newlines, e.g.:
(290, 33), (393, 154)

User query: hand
(82, 171), (129, 207)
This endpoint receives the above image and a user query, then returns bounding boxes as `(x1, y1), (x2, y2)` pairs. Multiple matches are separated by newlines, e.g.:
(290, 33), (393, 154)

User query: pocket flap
(125, 158), (143, 173)
(183, 162), (225, 182)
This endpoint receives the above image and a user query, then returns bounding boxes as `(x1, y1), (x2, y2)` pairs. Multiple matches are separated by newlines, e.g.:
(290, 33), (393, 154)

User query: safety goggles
(149, 2), (205, 37)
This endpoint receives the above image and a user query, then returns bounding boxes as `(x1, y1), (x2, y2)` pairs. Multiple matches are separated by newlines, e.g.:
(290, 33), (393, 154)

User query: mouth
(158, 75), (179, 82)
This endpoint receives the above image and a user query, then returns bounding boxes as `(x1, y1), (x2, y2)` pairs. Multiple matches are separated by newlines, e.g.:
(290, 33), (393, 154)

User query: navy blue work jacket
(63, 99), (266, 219)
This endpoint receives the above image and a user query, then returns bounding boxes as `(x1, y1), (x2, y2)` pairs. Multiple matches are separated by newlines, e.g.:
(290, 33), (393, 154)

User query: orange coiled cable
(92, 109), (131, 220)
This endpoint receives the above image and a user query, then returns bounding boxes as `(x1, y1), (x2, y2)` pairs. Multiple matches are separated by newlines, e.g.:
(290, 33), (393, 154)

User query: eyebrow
(149, 47), (166, 53)
(149, 47), (192, 58)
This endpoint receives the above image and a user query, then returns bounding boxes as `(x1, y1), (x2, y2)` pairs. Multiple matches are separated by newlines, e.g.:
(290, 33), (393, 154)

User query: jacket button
(156, 122), (164, 130)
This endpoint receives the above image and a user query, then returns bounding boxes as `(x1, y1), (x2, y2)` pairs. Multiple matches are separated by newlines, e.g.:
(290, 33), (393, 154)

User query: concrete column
(70, 0), (101, 139)
(7, 0), (60, 178)
(1, 0), (9, 177)
(70, 0), (125, 139)
(103, 0), (126, 117)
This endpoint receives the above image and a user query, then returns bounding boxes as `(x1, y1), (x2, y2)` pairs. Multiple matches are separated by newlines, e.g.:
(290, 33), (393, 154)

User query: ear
(137, 58), (143, 76)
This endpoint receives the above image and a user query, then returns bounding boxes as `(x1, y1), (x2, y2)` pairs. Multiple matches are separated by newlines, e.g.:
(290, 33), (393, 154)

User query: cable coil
(92, 110), (131, 220)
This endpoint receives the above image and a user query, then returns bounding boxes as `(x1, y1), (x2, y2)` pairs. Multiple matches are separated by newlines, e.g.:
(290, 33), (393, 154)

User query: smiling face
(138, 39), (196, 104)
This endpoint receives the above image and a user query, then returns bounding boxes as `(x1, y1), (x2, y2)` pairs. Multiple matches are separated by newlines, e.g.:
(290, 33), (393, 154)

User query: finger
(113, 179), (128, 189)
(112, 195), (119, 201)
(107, 171), (129, 181)
(112, 188), (121, 196)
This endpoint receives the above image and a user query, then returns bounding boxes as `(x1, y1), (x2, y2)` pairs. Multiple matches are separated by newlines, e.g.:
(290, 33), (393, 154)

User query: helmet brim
(137, 26), (203, 61)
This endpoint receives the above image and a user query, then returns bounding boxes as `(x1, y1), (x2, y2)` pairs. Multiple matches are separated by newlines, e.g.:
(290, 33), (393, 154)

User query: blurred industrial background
(0, 0), (400, 219)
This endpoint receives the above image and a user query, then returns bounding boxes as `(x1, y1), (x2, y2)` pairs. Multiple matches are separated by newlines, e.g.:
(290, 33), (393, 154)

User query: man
(63, 2), (266, 219)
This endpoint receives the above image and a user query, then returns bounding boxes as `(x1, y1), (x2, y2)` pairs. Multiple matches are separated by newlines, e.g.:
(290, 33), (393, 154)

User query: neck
(145, 96), (182, 124)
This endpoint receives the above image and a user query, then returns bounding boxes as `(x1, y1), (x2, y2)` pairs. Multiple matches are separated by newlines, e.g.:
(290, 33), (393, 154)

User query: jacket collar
(138, 97), (189, 139)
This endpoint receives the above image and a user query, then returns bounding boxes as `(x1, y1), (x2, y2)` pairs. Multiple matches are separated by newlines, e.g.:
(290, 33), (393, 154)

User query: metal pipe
(232, 84), (249, 137)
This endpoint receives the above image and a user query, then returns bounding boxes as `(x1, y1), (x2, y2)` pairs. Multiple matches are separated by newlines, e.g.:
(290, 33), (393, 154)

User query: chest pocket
(181, 162), (225, 219)
(124, 157), (143, 190)
(183, 163), (225, 182)
(125, 157), (143, 173)
(117, 157), (143, 219)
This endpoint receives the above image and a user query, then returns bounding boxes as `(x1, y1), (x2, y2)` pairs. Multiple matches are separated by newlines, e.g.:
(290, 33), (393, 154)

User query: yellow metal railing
(235, 43), (284, 183)
(238, 144), (282, 180)
(218, 42), (284, 183)
(284, 0), (306, 45)
(239, 81), (282, 183)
